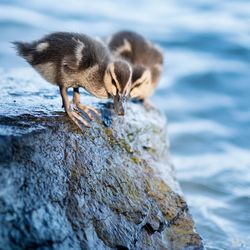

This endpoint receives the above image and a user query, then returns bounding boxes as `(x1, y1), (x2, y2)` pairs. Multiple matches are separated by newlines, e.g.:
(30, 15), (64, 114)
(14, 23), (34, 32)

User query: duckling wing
(109, 30), (163, 69)
(108, 31), (135, 63)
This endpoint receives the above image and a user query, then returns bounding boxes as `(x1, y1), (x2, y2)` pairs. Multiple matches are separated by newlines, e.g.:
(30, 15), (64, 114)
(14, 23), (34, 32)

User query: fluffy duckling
(14, 32), (132, 129)
(108, 30), (163, 104)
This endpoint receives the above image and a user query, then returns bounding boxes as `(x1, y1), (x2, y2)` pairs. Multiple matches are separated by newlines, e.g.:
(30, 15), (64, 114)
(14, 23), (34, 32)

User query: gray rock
(0, 69), (203, 250)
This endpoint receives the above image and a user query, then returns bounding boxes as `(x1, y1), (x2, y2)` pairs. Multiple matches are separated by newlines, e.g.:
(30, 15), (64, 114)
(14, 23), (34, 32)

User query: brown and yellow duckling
(14, 32), (132, 129)
(108, 30), (163, 105)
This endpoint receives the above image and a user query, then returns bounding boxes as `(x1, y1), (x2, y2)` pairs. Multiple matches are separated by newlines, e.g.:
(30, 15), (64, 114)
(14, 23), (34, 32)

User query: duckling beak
(114, 94), (127, 116)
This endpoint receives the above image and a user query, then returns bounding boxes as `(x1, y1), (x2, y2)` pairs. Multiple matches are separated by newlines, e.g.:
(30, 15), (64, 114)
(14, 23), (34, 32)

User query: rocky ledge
(0, 69), (203, 250)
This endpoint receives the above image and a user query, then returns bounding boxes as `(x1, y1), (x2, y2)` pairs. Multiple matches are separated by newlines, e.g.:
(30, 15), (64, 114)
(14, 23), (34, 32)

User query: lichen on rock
(0, 69), (203, 250)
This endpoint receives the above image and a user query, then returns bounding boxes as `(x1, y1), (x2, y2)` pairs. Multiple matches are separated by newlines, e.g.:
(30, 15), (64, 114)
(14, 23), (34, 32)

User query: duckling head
(104, 60), (132, 116)
(130, 65), (151, 99)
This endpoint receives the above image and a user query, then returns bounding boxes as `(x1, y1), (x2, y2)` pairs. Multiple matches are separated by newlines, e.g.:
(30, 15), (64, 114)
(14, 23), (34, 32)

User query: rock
(0, 68), (203, 250)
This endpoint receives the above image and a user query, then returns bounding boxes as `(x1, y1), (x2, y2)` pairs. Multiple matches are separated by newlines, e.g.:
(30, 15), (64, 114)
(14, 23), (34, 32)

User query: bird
(13, 32), (132, 129)
(108, 30), (163, 106)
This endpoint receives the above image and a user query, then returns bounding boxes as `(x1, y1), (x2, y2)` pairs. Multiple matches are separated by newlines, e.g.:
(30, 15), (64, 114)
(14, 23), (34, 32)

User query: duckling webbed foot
(73, 88), (100, 120)
(60, 86), (90, 129)
(66, 107), (90, 128)
(76, 104), (100, 120)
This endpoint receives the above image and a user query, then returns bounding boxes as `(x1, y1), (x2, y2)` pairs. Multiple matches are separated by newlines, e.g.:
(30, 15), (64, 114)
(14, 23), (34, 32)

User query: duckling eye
(132, 82), (142, 90)
(112, 78), (116, 86)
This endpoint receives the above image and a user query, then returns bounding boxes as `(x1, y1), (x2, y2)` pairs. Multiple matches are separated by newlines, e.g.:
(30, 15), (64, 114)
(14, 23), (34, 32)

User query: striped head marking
(104, 61), (132, 97)
(130, 65), (151, 98)
(104, 60), (132, 115)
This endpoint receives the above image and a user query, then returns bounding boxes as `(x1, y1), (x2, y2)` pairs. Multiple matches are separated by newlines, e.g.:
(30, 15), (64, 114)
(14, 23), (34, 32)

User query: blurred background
(0, 0), (250, 249)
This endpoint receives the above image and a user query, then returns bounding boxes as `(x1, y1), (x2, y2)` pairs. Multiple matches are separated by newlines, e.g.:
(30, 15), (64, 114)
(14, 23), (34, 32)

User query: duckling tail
(12, 41), (33, 62)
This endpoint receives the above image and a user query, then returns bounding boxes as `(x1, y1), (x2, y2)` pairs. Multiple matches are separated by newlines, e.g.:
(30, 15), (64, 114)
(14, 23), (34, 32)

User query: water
(0, 0), (250, 249)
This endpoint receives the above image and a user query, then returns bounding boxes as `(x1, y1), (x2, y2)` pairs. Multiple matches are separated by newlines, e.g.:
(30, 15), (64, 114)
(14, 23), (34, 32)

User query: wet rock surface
(0, 69), (203, 250)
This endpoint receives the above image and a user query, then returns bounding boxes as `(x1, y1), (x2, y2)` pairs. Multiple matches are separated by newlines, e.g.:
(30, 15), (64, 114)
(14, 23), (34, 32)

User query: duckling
(108, 30), (163, 105)
(13, 32), (132, 129)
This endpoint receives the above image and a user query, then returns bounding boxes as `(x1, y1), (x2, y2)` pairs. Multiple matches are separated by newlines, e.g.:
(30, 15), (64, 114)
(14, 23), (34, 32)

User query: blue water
(0, 0), (250, 249)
